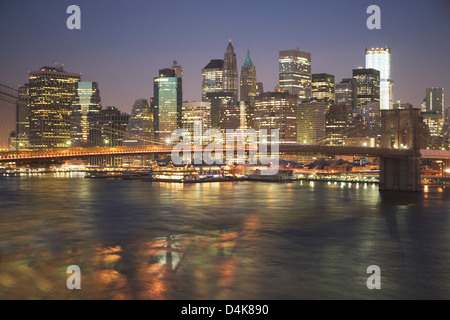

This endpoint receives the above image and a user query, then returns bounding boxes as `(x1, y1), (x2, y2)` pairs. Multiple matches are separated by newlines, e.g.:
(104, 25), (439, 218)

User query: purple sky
(1, 0), (450, 147)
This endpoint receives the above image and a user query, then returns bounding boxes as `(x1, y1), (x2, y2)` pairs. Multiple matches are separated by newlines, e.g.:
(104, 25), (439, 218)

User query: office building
(15, 84), (30, 150)
(421, 87), (444, 114)
(28, 66), (81, 148)
(201, 59), (224, 102)
(297, 101), (326, 144)
(223, 40), (239, 101)
(181, 101), (211, 142)
(326, 104), (348, 146)
(365, 47), (393, 110)
(124, 98), (153, 146)
(240, 50), (257, 129)
(70, 82), (102, 147)
(352, 68), (380, 110)
(312, 73), (335, 109)
(335, 78), (357, 116)
(254, 92), (297, 142)
(279, 49), (311, 99)
(153, 68), (182, 141)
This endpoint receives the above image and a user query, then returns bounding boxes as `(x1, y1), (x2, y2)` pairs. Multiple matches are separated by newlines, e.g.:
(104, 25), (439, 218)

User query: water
(0, 173), (449, 299)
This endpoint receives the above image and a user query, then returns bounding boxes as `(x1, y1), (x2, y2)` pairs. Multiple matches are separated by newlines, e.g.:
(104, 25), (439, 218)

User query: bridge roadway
(0, 144), (449, 163)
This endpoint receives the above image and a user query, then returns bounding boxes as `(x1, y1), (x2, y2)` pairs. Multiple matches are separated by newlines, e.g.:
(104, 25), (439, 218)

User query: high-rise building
(28, 66), (81, 148)
(124, 99), (153, 146)
(279, 49), (312, 99)
(335, 78), (357, 117)
(223, 40), (239, 101)
(421, 87), (444, 114)
(365, 47), (393, 110)
(70, 82), (102, 147)
(254, 92), (297, 143)
(88, 106), (130, 166)
(240, 49), (257, 129)
(15, 84), (30, 150)
(312, 73), (335, 109)
(361, 101), (381, 145)
(201, 59), (224, 101)
(256, 82), (264, 96)
(297, 101), (326, 145)
(352, 68), (380, 110)
(206, 92), (235, 129)
(181, 101), (211, 142)
(153, 68), (182, 141)
(326, 104), (348, 146)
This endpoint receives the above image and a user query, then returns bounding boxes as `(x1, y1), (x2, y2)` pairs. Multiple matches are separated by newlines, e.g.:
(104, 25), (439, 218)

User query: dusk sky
(1, 0), (450, 146)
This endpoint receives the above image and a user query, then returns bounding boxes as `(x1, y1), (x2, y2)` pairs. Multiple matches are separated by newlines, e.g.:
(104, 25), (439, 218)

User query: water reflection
(0, 174), (450, 299)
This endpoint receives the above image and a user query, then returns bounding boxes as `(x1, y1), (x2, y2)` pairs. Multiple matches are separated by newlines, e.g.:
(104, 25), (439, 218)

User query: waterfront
(0, 174), (450, 299)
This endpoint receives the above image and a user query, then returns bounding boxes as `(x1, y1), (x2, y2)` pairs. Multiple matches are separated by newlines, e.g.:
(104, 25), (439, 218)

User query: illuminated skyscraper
(312, 73), (335, 109)
(365, 47), (393, 110)
(240, 49), (257, 129)
(201, 59), (224, 101)
(28, 66), (81, 148)
(335, 78), (357, 116)
(70, 82), (102, 147)
(254, 92), (297, 142)
(181, 101), (211, 142)
(422, 87), (445, 114)
(279, 49), (311, 99)
(15, 84), (30, 150)
(223, 40), (239, 101)
(124, 98), (153, 146)
(153, 68), (182, 141)
(352, 68), (380, 109)
(297, 101), (326, 145)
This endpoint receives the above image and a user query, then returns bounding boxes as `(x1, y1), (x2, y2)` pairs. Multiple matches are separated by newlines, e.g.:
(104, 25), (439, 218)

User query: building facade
(279, 49), (311, 99)
(28, 66), (81, 148)
(240, 50), (257, 129)
(297, 101), (326, 145)
(70, 82), (102, 147)
(153, 68), (182, 141)
(365, 47), (393, 110)
(201, 59), (224, 102)
(254, 92), (297, 142)
(352, 68), (380, 111)
(312, 73), (335, 109)
(124, 98), (153, 146)
(223, 40), (239, 101)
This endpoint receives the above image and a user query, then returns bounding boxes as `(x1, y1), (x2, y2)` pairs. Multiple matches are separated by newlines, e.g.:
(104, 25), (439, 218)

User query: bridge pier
(379, 154), (422, 192)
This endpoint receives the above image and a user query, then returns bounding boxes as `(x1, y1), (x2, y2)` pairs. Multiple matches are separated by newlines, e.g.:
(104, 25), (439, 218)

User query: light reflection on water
(0, 173), (450, 299)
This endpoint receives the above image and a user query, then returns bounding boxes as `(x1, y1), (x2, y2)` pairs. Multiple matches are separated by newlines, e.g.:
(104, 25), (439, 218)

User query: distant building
(124, 98), (153, 146)
(206, 92), (235, 130)
(181, 101), (211, 142)
(201, 59), (224, 101)
(421, 110), (444, 149)
(70, 82), (102, 147)
(421, 87), (444, 114)
(335, 78), (357, 116)
(153, 68), (182, 141)
(326, 104), (348, 146)
(297, 101), (326, 144)
(365, 47), (393, 110)
(279, 49), (311, 99)
(312, 73), (335, 109)
(352, 68), (380, 110)
(15, 84), (30, 150)
(223, 40), (239, 101)
(361, 101), (381, 145)
(256, 82), (264, 96)
(240, 50), (257, 129)
(28, 66), (81, 148)
(254, 92), (297, 143)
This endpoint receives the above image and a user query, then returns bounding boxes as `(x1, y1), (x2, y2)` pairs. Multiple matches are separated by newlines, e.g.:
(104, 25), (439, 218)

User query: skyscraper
(153, 68), (182, 141)
(28, 66), (81, 148)
(240, 49), (257, 129)
(352, 68), (380, 110)
(312, 73), (335, 109)
(223, 40), (239, 101)
(254, 92), (297, 143)
(181, 101), (211, 142)
(124, 98), (153, 146)
(365, 47), (393, 110)
(422, 87), (445, 114)
(201, 59), (224, 101)
(335, 78), (357, 116)
(297, 101), (326, 145)
(70, 82), (102, 147)
(325, 104), (348, 146)
(279, 49), (311, 99)
(15, 84), (30, 150)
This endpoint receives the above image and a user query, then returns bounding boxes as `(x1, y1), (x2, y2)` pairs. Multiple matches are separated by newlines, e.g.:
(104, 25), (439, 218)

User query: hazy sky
(1, 0), (450, 146)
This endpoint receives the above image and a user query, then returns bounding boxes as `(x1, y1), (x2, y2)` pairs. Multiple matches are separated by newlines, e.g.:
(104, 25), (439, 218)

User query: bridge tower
(379, 108), (422, 191)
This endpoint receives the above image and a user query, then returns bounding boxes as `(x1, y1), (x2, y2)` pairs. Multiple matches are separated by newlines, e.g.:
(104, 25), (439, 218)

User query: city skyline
(1, 0), (449, 113)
